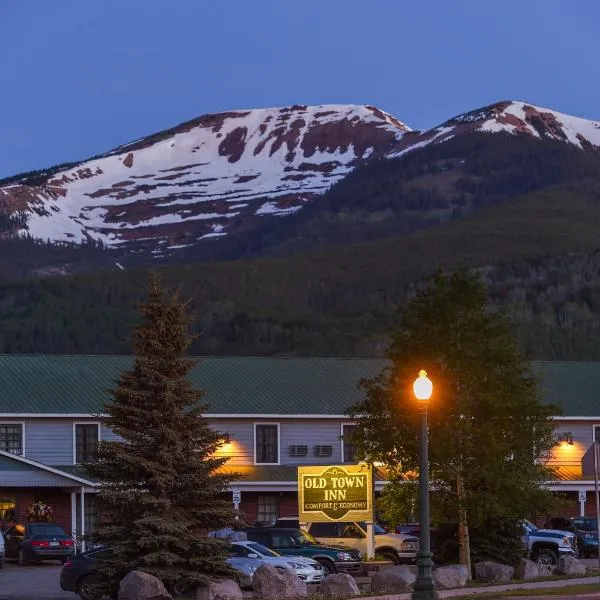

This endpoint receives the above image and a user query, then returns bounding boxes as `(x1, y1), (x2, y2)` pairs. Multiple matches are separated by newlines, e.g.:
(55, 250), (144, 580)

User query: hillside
(1, 100), (600, 279)
(3, 180), (600, 357)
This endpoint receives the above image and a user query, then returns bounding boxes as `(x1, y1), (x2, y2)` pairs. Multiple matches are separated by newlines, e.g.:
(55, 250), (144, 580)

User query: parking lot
(0, 561), (77, 600)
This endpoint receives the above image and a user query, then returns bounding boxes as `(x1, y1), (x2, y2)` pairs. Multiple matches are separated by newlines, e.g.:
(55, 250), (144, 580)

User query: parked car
(274, 516), (418, 564)
(231, 540), (324, 583)
(60, 546), (264, 598)
(3, 522), (75, 565)
(521, 519), (576, 566)
(0, 527), (4, 568)
(548, 516), (599, 558)
(243, 527), (363, 576)
(60, 549), (104, 600)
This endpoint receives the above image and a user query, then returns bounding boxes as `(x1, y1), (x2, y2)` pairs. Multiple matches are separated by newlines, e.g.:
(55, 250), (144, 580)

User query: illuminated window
(0, 499), (16, 523)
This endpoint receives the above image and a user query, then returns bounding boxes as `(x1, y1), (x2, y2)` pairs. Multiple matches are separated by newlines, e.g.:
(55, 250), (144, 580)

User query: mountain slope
(0, 104), (409, 252)
(3, 180), (600, 357)
(390, 100), (600, 157)
(1, 99), (600, 281)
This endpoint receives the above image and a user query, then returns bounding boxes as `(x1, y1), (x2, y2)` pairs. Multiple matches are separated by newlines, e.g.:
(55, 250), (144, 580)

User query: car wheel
(17, 549), (29, 566)
(77, 574), (100, 600)
(316, 558), (336, 575)
(379, 550), (400, 564)
(533, 547), (558, 567)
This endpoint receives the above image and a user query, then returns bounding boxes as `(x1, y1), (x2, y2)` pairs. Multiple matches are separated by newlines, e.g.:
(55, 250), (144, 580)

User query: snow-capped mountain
(1, 100), (599, 257)
(0, 104), (409, 251)
(390, 100), (600, 157)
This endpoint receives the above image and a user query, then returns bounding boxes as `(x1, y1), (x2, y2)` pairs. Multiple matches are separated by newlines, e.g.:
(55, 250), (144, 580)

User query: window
(308, 522), (337, 536)
(342, 424), (358, 463)
(594, 425), (600, 443)
(0, 499), (16, 524)
(74, 424), (100, 464)
(0, 423), (23, 455)
(254, 424), (279, 464)
(257, 495), (278, 524)
(75, 494), (98, 536)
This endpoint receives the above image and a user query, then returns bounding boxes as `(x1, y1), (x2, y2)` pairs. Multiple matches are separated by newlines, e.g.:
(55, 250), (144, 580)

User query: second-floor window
(0, 424), (23, 455)
(75, 424), (99, 464)
(342, 424), (358, 463)
(255, 424), (279, 464)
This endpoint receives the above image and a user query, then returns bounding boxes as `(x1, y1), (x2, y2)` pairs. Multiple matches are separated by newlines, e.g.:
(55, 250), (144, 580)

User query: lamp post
(412, 370), (438, 600)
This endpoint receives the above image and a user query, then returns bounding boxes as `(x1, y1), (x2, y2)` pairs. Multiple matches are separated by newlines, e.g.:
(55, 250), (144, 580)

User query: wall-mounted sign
(297, 464), (373, 522)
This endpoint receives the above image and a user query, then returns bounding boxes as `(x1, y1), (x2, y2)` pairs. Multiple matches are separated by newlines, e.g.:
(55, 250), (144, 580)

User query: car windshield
(28, 524), (66, 537)
(247, 542), (280, 557)
(357, 521), (387, 535)
(292, 530), (320, 545)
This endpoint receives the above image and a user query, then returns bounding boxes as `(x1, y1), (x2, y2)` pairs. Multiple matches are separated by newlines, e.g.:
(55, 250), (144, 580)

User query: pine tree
(86, 275), (236, 596)
(350, 269), (561, 568)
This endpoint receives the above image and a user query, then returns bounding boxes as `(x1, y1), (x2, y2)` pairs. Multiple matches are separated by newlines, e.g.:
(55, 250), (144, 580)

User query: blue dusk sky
(1, 0), (599, 178)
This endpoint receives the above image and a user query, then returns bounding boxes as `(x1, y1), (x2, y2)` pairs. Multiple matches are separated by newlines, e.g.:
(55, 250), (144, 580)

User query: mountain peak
(0, 103), (410, 250)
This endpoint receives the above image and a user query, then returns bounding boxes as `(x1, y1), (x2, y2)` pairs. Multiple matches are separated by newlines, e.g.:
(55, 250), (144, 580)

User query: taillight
(61, 540), (74, 547)
(63, 560), (73, 568)
(31, 541), (50, 548)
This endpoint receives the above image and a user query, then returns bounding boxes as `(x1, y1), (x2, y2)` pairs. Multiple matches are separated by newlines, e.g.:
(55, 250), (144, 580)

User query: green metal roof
(0, 355), (598, 417)
(0, 355), (384, 415)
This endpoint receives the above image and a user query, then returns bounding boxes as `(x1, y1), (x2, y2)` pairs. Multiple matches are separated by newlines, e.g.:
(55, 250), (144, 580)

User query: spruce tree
(86, 276), (236, 596)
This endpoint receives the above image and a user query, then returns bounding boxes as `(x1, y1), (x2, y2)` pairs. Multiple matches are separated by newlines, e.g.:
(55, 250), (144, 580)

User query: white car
(231, 540), (324, 584)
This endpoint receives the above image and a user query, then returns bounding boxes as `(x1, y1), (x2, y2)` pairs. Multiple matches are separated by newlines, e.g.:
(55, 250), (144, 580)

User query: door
(3, 524), (25, 558)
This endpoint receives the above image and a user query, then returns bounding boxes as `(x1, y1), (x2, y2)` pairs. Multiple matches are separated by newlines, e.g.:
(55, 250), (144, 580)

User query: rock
(515, 558), (552, 580)
(433, 564), (470, 589)
(370, 565), (416, 594)
(196, 580), (243, 600)
(320, 573), (360, 598)
(253, 564), (307, 599)
(118, 571), (173, 600)
(556, 554), (586, 576)
(474, 561), (514, 584)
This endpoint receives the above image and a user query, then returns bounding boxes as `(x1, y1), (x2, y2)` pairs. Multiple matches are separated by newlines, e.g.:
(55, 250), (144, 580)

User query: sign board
(579, 491), (587, 503)
(232, 491), (241, 505)
(297, 464), (373, 522)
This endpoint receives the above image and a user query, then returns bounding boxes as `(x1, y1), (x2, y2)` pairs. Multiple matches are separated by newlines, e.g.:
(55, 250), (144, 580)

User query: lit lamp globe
(413, 370), (433, 402)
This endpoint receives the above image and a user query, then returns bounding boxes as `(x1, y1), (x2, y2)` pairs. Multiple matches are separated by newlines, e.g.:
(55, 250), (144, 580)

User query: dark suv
(549, 516), (599, 558)
(243, 527), (363, 576)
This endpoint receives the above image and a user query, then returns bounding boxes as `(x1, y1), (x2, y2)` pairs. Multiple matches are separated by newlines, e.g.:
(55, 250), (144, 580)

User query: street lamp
(412, 370), (438, 600)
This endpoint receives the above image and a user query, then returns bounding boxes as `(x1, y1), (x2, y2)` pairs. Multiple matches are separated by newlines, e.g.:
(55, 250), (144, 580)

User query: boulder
(370, 565), (416, 594)
(433, 564), (470, 589)
(474, 561), (514, 584)
(320, 573), (360, 598)
(196, 579), (243, 600)
(118, 571), (173, 600)
(515, 558), (552, 580)
(556, 554), (586, 576)
(253, 564), (307, 599)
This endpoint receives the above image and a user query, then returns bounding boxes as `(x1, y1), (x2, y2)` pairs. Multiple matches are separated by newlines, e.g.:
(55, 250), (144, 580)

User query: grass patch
(451, 582), (600, 598)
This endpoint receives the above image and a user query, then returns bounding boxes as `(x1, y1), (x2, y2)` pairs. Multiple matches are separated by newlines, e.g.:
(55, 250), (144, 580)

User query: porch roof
(0, 450), (98, 487)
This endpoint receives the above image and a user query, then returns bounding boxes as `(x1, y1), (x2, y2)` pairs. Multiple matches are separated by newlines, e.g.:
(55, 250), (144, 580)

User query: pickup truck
(243, 527), (363, 576)
(522, 519), (576, 566)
